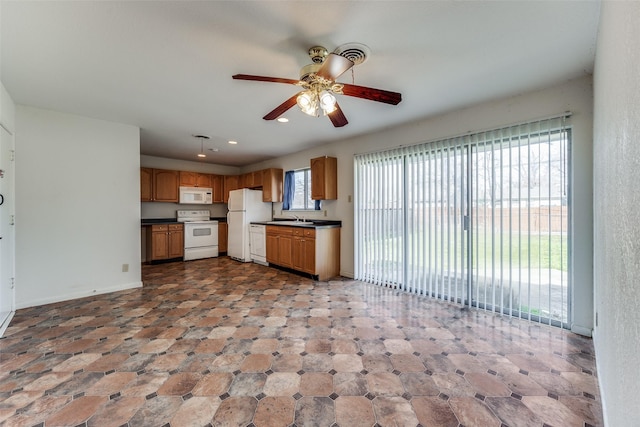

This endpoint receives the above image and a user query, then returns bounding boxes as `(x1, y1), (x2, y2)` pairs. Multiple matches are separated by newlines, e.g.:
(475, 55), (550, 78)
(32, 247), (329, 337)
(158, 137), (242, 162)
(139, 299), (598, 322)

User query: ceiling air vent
(334, 43), (371, 66)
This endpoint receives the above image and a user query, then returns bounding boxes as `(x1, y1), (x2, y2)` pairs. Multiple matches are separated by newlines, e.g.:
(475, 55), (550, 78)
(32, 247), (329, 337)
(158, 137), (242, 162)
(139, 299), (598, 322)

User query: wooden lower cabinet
(218, 222), (228, 253)
(292, 230), (316, 274)
(266, 225), (339, 280)
(148, 224), (183, 261)
(266, 226), (293, 268)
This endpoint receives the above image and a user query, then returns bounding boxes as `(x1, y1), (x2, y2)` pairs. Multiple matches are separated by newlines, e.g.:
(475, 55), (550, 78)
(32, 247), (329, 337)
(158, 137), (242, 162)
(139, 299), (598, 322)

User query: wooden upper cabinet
(262, 168), (283, 202)
(252, 170), (263, 188)
(179, 171), (211, 188)
(143, 168), (281, 203)
(211, 174), (224, 203)
(242, 170), (263, 189)
(179, 171), (197, 187)
(152, 169), (179, 202)
(141, 168), (153, 202)
(238, 173), (250, 189)
(224, 175), (240, 202)
(311, 156), (337, 200)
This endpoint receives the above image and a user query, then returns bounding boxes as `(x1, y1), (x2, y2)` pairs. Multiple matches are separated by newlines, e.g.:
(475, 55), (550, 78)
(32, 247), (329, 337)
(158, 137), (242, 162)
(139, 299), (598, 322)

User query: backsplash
(141, 202), (229, 219)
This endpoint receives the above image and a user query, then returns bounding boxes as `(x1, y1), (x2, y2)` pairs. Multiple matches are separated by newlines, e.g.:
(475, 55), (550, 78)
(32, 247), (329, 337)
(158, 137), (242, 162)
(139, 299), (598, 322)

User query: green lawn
(469, 231), (567, 272)
(365, 230), (568, 272)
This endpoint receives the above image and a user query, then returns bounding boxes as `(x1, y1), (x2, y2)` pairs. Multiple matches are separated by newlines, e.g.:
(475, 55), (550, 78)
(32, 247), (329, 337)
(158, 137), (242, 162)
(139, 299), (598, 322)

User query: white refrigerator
(227, 188), (272, 262)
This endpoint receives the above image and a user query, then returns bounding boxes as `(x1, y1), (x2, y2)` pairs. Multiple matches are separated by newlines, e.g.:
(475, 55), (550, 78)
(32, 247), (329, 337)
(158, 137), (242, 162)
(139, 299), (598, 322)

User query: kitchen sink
(266, 221), (314, 226)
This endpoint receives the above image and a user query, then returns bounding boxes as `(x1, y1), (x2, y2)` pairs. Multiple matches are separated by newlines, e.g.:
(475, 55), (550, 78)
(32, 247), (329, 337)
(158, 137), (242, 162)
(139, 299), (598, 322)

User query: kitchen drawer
(151, 224), (169, 232)
(266, 225), (294, 236)
(168, 224), (183, 231)
(292, 228), (315, 238)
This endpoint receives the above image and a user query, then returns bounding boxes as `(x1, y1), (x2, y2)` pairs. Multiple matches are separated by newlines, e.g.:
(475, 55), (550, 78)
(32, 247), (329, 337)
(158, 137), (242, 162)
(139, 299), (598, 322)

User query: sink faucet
(288, 214), (300, 222)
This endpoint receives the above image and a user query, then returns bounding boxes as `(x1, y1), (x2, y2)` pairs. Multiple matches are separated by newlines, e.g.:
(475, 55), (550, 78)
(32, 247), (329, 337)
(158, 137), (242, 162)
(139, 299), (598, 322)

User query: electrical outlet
(324, 210), (327, 217)
(348, 195), (352, 203)
(122, 263), (129, 273)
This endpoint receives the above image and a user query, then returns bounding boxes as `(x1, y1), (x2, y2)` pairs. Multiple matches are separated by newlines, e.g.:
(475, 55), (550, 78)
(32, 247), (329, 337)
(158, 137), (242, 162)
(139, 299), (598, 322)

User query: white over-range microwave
(179, 186), (213, 204)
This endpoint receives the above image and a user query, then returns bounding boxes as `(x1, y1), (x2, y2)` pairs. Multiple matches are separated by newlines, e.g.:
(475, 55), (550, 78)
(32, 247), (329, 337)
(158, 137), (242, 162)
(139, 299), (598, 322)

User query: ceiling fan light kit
(296, 89), (337, 117)
(232, 43), (401, 127)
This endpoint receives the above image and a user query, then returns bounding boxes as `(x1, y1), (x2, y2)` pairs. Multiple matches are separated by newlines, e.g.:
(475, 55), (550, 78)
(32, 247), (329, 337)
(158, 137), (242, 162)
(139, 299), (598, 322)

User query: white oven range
(177, 210), (218, 261)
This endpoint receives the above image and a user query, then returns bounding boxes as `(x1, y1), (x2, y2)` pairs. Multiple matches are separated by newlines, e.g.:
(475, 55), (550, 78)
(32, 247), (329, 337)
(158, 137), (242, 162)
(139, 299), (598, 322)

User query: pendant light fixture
(193, 134), (210, 158)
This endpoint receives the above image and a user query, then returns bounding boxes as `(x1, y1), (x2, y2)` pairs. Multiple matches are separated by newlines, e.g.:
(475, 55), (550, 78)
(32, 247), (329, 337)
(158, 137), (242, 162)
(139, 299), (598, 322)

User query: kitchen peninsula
(256, 220), (341, 281)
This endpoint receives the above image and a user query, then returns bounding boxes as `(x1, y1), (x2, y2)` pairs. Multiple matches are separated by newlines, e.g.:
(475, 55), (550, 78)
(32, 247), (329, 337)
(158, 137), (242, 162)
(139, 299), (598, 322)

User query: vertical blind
(354, 116), (570, 327)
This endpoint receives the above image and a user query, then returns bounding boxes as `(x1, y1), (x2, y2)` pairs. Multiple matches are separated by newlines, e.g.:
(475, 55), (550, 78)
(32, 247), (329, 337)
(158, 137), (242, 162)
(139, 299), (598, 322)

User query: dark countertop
(141, 217), (226, 225)
(252, 220), (342, 229)
(141, 218), (179, 225)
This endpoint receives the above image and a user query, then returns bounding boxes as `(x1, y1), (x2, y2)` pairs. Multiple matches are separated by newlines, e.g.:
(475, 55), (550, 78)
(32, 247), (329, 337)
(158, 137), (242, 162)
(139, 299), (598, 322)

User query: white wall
(1, 83), (16, 134)
(15, 106), (142, 308)
(245, 76), (594, 335)
(140, 155), (240, 219)
(593, 2), (640, 426)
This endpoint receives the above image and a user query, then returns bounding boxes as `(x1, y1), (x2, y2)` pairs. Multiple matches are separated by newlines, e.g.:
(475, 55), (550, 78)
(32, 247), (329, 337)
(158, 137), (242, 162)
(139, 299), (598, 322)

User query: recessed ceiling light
(197, 153), (206, 158)
(228, 140), (238, 145)
(277, 117), (289, 123)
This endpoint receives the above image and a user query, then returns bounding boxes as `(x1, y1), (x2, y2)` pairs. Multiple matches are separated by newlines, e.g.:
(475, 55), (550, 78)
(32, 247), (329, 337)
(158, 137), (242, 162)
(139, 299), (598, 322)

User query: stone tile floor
(0, 257), (603, 426)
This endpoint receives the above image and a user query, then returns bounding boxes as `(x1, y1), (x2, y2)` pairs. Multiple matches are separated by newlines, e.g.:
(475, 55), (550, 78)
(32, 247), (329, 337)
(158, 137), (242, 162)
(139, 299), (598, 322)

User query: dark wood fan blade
(341, 83), (402, 105)
(232, 74), (300, 85)
(328, 102), (348, 127)
(316, 53), (354, 80)
(263, 93), (300, 120)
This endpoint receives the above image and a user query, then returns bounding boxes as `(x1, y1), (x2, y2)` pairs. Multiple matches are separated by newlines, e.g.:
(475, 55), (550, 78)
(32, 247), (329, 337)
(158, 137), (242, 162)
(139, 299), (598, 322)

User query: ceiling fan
(232, 44), (402, 127)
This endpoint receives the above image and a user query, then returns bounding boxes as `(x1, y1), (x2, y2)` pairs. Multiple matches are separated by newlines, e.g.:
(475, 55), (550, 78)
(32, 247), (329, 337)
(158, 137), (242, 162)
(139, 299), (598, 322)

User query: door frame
(0, 122), (15, 337)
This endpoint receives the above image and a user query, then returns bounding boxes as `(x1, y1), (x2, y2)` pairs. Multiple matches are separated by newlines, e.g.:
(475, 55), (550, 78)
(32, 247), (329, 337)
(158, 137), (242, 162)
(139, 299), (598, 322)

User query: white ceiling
(1, 1), (600, 166)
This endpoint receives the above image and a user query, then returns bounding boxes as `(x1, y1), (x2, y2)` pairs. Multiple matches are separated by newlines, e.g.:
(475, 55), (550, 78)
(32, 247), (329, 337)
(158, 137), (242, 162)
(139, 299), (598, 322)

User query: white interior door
(0, 125), (15, 333)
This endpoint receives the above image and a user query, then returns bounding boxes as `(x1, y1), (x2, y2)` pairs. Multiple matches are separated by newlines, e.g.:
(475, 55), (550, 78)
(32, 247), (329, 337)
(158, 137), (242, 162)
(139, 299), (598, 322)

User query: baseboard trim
(16, 281), (143, 310)
(339, 270), (354, 279)
(571, 323), (593, 337)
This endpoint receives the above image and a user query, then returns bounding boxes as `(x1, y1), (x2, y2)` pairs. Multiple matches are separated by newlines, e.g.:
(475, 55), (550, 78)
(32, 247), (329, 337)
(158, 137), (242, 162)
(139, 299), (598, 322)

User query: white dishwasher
(249, 224), (267, 265)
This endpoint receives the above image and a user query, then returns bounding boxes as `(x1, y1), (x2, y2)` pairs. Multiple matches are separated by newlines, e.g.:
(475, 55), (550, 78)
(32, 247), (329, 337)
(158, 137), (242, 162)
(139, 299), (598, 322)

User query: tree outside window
(291, 168), (314, 210)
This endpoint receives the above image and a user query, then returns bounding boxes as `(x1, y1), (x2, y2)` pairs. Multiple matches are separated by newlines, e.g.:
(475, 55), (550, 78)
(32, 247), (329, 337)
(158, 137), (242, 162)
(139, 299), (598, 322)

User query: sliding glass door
(404, 141), (469, 304)
(469, 123), (569, 326)
(355, 117), (570, 327)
